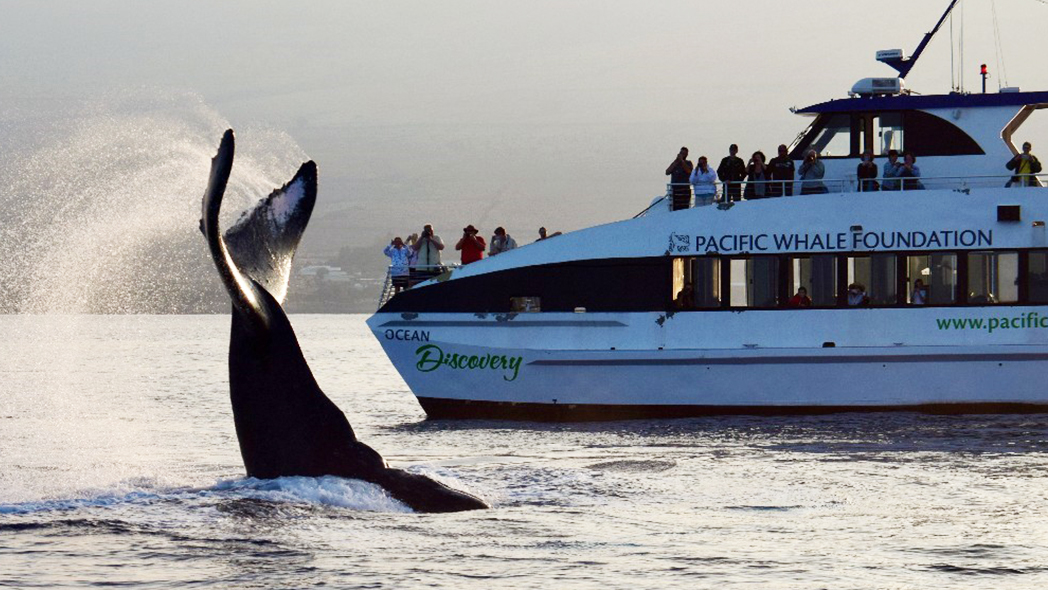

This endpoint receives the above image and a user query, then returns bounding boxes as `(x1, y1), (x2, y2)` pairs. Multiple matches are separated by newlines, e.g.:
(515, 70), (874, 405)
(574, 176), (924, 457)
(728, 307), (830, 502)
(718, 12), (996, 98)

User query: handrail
(376, 263), (462, 309)
(651, 172), (1047, 210)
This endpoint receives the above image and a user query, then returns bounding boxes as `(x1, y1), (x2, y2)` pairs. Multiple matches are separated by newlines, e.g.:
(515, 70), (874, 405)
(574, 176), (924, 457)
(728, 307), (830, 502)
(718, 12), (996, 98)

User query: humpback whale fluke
(201, 129), (487, 513)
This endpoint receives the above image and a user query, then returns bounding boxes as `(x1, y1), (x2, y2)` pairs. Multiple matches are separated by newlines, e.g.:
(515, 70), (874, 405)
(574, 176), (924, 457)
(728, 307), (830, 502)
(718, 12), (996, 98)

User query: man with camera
(412, 224), (445, 281)
(455, 224), (486, 264)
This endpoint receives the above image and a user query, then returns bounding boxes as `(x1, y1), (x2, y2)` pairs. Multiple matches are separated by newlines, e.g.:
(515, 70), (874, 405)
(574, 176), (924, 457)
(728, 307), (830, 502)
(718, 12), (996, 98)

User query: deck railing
(641, 173), (1047, 216)
(378, 263), (460, 308)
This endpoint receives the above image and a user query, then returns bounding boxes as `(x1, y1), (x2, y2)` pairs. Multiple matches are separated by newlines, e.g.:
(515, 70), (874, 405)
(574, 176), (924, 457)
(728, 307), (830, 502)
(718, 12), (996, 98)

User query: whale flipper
(201, 129), (487, 512)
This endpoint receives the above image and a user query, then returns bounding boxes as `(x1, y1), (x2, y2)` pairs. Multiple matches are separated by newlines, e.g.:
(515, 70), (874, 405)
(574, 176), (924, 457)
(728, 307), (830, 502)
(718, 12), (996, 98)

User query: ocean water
(1, 314), (1047, 589)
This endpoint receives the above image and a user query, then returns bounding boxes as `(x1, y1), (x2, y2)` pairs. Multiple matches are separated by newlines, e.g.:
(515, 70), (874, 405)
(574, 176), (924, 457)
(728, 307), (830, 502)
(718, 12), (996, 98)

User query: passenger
(665, 147), (694, 211)
(881, 149), (902, 190)
(674, 282), (695, 310)
(413, 224), (445, 281)
(767, 144), (795, 197)
(788, 287), (812, 308)
(898, 152), (924, 190)
(857, 150), (879, 192)
(404, 233), (419, 284)
(911, 279), (927, 305)
(489, 226), (518, 256)
(689, 156), (718, 206)
(847, 283), (869, 307)
(717, 144), (747, 202)
(537, 227), (562, 241)
(1006, 142), (1043, 187)
(383, 236), (412, 294)
(455, 225), (486, 264)
(744, 151), (769, 200)
(798, 149), (827, 195)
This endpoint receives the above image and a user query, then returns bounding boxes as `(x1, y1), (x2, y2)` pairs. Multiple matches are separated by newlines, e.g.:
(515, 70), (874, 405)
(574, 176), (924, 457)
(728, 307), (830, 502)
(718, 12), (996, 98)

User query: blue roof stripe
(796, 91), (1048, 114)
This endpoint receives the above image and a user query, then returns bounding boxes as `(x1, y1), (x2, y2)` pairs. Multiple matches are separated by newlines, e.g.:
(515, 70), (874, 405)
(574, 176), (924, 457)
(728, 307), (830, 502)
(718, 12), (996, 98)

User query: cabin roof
(796, 90), (1048, 115)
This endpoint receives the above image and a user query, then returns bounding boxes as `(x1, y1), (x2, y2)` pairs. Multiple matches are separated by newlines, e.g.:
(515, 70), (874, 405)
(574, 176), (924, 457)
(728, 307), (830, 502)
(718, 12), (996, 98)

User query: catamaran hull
(368, 310), (1048, 421)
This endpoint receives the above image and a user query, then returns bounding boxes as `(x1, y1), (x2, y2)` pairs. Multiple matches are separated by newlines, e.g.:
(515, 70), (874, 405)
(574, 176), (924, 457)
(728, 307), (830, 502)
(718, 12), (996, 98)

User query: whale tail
(200, 130), (487, 513)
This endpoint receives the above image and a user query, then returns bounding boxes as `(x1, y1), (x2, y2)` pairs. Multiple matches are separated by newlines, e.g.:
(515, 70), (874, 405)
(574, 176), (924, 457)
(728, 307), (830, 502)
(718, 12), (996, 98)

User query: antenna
(878, 0), (961, 79)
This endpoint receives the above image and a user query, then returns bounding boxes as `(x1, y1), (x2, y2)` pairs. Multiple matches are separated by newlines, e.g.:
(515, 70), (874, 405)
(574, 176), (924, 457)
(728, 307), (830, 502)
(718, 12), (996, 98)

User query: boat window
(671, 257), (721, 309)
(847, 254), (898, 305)
(906, 254), (957, 304)
(904, 110), (984, 157)
(967, 251), (1019, 304)
(1029, 251), (1048, 303)
(510, 296), (541, 312)
(876, 112), (904, 155)
(789, 255), (837, 306)
(731, 257), (780, 307)
(792, 113), (854, 159)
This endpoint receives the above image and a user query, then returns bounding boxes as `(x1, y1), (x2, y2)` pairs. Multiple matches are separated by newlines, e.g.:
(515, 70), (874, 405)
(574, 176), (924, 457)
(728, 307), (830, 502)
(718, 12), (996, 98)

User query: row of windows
(789, 111), (984, 160)
(671, 250), (1048, 310)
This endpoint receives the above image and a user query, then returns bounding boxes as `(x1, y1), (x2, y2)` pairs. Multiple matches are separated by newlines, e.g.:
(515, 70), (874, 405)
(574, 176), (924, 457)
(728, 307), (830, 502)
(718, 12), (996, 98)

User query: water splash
(0, 90), (308, 313)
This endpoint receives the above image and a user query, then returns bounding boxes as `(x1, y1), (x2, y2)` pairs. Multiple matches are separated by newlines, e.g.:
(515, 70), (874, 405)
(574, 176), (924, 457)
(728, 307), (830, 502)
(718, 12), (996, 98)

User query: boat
(366, 1), (1048, 420)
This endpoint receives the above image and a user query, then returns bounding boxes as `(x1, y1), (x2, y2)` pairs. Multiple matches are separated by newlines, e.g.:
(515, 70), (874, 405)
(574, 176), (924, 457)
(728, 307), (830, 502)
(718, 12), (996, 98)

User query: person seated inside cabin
(456, 225), (486, 264)
(674, 282), (695, 310)
(537, 227), (562, 241)
(383, 236), (412, 294)
(1006, 141), (1043, 187)
(847, 283), (869, 307)
(857, 150), (879, 192)
(489, 226), (518, 256)
(689, 156), (718, 206)
(788, 287), (812, 308)
(881, 149), (902, 191)
(911, 279), (928, 305)
(798, 149), (827, 195)
(898, 151), (924, 190)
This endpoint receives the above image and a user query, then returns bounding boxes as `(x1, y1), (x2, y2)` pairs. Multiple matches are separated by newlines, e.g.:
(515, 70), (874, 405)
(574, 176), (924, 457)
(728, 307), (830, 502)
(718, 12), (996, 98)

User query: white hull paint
(367, 307), (1048, 419)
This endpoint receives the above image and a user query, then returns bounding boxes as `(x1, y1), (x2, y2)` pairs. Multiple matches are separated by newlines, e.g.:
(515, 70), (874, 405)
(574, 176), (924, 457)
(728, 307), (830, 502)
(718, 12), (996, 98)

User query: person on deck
(383, 236), (412, 294)
(767, 144), (795, 197)
(898, 152), (924, 190)
(798, 149), (827, 195)
(456, 225), (486, 264)
(1006, 142), (1043, 187)
(788, 287), (812, 308)
(744, 151), (770, 200)
(881, 149), (902, 190)
(488, 227), (518, 256)
(717, 144), (746, 201)
(665, 147), (694, 211)
(413, 224), (445, 281)
(689, 156), (718, 206)
(857, 150), (879, 192)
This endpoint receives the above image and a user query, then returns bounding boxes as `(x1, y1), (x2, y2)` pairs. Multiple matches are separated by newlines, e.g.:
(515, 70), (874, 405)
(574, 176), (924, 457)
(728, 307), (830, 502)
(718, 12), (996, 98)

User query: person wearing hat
(489, 226), (517, 256)
(456, 225), (486, 264)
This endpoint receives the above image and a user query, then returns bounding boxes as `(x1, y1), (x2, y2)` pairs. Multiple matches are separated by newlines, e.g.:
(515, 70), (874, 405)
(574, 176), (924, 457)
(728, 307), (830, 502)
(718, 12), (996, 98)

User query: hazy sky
(4, 0), (1048, 258)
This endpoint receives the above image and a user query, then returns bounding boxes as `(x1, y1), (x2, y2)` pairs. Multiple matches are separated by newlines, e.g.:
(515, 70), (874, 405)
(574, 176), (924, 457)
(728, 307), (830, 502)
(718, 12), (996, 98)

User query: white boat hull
(367, 309), (1048, 420)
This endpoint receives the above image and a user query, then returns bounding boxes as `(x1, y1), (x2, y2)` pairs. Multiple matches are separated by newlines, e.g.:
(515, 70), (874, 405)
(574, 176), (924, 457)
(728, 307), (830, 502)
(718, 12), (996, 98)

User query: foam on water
(0, 475), (412, 516)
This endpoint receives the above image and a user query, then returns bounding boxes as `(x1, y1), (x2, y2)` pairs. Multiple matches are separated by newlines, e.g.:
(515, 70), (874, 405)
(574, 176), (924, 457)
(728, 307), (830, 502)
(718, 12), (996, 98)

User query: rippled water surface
(2, 314), (1047, 589)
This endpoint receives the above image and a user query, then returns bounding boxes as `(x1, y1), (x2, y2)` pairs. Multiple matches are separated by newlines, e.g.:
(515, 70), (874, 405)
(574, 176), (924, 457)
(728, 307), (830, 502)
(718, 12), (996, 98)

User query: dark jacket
(717, 155), (746, 183)
(1006, 154), (1043, 187)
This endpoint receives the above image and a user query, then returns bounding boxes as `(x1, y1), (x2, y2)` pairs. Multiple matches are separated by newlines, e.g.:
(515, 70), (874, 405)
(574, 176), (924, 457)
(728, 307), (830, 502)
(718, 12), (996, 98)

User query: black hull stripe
(379, 320), (626, 328)
(417, 397), (1048, 422)
(529, 352), (1048, 366)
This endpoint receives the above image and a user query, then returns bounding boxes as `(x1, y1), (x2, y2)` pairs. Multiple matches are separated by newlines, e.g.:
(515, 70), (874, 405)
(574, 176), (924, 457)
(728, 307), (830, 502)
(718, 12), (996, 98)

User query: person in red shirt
(456, 225), (486, 264)
(788, 287), (812, 308)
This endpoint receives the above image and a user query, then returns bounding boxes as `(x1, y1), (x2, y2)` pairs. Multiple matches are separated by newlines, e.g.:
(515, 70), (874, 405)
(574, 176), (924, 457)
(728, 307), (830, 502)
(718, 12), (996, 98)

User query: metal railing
(377, 263), (460, 308)
(639, 173), (1048, 216)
